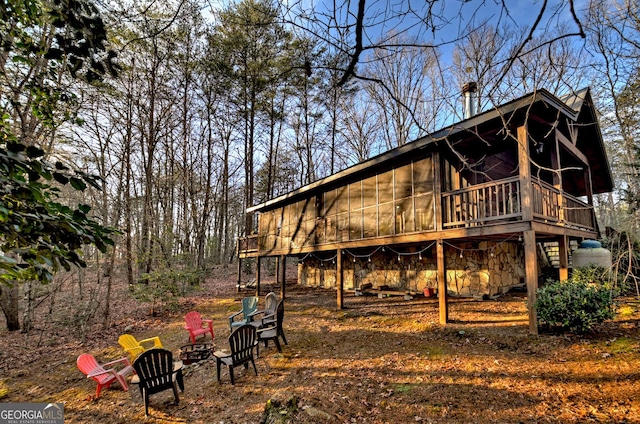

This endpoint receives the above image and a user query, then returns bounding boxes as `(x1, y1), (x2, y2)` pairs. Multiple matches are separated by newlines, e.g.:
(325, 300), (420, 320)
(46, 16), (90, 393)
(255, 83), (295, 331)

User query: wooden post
(433, 152), (443, 232)
(518, 126), (533, 222)
(436, 240), (448, 324)
(585, 166), (597, 230)
(518, 125), (539, 335)
(552, 130), (565, 223)
(237, 258), (242, 292)
(524, 231), (539, 334)
(558, 235), (569, 282)
(279, 255), (286, 300)
(337, 250), (343, 309)
(255, 257), (261, 296)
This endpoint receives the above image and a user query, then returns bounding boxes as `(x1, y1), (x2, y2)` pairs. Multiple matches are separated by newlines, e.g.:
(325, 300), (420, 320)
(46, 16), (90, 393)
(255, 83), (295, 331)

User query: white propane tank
(572, 240), (612, 268)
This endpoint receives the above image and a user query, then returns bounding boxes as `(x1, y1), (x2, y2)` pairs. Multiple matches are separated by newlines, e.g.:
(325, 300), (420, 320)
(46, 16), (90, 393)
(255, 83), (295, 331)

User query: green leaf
(52, 172), (68, 185)
(25, 145), (44, 158)
(0, 255), (18, 265)
(69, 177), (86, 190)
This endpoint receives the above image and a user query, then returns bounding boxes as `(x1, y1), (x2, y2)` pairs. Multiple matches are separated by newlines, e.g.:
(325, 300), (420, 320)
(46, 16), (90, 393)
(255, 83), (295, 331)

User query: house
(237, 86), (612, 334)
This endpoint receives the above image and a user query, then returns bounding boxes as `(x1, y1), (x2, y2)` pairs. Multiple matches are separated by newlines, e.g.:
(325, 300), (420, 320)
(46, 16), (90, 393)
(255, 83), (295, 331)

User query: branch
(337, 0), (366, 87)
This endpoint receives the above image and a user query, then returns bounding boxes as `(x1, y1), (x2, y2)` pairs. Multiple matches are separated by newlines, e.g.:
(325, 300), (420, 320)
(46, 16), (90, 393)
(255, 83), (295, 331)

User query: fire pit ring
(179, 343), (214, 365)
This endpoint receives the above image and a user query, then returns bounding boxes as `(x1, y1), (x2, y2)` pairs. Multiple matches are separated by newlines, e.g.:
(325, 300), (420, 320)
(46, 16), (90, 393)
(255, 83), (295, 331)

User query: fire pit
(179, 343), (214, 365)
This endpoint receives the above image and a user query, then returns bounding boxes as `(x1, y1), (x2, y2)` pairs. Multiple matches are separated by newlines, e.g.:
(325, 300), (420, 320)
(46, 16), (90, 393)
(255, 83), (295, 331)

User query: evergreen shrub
(535, 266), (617, 334)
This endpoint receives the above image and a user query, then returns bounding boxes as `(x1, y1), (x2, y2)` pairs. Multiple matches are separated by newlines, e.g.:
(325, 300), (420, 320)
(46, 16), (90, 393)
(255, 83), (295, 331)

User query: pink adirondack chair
(184, 311), (214, 344)
(76, 353), (135, 398)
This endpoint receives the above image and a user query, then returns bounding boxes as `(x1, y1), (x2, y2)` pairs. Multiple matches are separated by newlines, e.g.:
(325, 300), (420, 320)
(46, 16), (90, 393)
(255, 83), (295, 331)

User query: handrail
(442, 177), (521, 228)
(238, 235), (259, 253)
(531, 178), (594, 230)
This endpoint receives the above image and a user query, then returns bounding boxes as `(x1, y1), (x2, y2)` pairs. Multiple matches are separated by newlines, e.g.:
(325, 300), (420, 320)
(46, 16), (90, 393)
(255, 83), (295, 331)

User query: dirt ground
(1, 267), (639, 424)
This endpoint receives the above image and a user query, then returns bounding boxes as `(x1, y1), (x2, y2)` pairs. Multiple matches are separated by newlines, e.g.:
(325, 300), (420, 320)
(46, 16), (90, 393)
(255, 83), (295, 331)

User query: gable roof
(248, 87), (612, 213)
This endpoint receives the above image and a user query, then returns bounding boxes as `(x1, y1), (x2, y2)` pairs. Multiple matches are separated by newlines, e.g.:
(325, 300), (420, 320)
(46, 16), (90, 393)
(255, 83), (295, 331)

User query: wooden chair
(214, 324), (258, 384)
(256, 300), (288, 357)
(228, 296), (258, 329)
(133, 348), (184, 416)
(248, 292), (278, 328)
(184, 311), (215, 344)
(76, 353), (135, 398)
(118, 334), (163, 361)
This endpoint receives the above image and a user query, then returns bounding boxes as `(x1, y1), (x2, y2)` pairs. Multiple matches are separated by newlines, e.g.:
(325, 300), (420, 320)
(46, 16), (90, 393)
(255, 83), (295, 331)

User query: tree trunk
(0, 284), (21, 331)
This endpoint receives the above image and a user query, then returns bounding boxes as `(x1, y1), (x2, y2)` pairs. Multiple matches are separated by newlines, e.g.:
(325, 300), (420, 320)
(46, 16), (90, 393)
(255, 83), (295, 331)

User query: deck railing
(238, 234), (258, 254)
(442, 177), (595, 230)
(532, 179), (561, 223)
(531, 179), (595, 230)
(562, 193), (595, 229)
(239, 176), (596, 254)
(442, 176), (521, 228)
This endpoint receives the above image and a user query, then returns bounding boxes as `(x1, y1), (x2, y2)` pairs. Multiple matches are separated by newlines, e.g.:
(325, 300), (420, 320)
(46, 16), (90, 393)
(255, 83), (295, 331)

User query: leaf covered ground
(0, 267), (639, 423)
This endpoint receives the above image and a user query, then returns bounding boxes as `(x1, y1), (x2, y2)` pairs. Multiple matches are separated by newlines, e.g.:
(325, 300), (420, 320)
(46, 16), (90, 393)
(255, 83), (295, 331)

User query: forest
(0, 0), (639, 332)
(1, 1), (640, 422)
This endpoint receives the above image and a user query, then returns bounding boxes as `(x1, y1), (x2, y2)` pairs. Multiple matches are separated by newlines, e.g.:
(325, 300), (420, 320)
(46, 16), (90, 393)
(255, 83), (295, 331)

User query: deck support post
(237, 258), (242, 292)
(436, 239), (448, 324)
(337, 250), (344, 309)
(523, 230), (539, 334)
(558, 235), (569, 282)
(255, 257), (261, 296)
(279, 255), (286, 300)
(519, 125), (539, 335)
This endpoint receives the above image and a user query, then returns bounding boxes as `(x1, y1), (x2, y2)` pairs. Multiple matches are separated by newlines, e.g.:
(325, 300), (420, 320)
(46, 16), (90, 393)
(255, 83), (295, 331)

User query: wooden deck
(238, 176), (596, 258)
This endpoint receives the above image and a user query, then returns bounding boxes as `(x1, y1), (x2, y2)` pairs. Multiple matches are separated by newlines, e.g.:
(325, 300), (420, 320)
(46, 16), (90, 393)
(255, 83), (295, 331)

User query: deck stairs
(541, 240), (579, 268)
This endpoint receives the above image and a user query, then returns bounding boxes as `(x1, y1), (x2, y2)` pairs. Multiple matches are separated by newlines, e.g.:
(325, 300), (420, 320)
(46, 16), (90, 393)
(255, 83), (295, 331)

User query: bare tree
(364, 35), (438, 149)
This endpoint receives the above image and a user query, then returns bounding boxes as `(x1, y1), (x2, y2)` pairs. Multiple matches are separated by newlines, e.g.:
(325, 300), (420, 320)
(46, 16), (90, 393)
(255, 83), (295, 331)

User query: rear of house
(238, 87), (612, 334)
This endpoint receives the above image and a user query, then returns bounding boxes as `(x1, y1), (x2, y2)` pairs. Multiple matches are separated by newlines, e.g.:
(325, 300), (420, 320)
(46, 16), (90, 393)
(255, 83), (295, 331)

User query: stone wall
(297, 241), (527, 296)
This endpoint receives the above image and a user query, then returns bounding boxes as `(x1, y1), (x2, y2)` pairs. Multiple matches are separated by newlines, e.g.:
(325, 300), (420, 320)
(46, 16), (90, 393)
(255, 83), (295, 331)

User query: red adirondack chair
(76, 353), (135, 398)
(184, 311), (214, 344)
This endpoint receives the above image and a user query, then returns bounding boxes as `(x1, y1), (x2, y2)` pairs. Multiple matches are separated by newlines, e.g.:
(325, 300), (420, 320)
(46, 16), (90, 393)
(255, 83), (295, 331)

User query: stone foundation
(297, 241), (526, 296)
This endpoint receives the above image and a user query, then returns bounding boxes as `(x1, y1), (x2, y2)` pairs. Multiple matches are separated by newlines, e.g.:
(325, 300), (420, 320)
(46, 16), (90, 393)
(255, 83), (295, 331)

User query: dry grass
(1, 267), (639, 423)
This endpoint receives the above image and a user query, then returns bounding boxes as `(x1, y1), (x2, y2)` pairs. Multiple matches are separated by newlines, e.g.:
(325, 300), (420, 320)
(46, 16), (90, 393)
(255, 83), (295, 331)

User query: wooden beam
(556, 129), (588, 165)
(437, 239), (448, 324)
(237, 258), (242, 293)
(585, 166), (598, 233)
(337, 250), (344, 309)
(519, 125), (538, 335)
(279, 255), (286, 299)
(518, 125), (533, 222)
(551, 130), (565, 223)
(524, 230), (539, 334)
(257, 221), (534, 257)
(532, 221), (596, 239)
(255, 256), (261, 296)
(558, 235), (569, 282)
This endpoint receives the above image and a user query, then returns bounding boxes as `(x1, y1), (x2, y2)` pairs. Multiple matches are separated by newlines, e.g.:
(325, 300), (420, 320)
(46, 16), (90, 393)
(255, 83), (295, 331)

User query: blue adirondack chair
(228, 296), (258, 329)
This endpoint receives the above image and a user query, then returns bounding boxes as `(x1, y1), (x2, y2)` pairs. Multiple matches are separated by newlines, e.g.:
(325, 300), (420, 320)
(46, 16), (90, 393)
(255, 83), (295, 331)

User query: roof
(248, 87), (612, 213)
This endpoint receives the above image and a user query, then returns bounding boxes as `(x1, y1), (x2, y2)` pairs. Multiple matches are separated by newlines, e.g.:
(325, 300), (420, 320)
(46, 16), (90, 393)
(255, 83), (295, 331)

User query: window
(394, 164), (414, 234)
(414, 157), (435, 230)
(336, 186), (349, 241)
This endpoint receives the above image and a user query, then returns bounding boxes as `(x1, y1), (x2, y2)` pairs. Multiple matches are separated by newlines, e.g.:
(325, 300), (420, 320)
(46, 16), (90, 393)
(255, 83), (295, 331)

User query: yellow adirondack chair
(118, 334), (163, 361)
